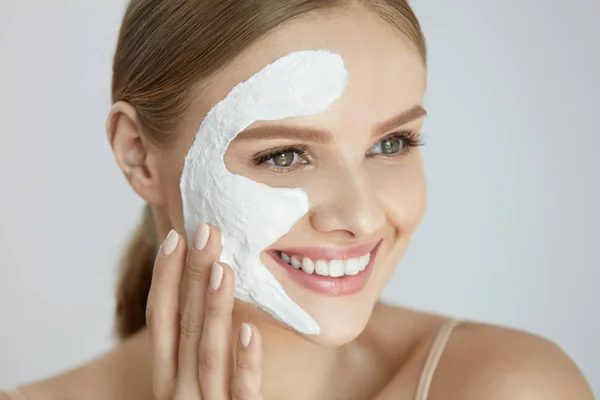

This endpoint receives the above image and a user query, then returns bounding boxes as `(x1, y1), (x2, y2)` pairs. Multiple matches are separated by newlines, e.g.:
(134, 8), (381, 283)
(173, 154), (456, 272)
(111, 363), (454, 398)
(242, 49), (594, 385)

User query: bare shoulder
(0, 380), (60, 400)
(428, 322), (594, 400)
(3, 330), (153, 400)
(367, 306), (594, 399)
(4, 367), (88, 400)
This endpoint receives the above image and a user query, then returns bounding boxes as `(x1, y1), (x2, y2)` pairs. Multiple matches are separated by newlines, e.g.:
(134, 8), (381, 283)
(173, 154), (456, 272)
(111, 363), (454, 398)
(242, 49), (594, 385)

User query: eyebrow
(375, 104), (427, 135)
(233, 104), (427, 143)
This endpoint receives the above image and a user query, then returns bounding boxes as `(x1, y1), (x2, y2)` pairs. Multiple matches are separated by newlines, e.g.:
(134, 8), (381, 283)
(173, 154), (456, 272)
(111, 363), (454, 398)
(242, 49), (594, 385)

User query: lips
(275, 239), (380, 260)
(268, 239), (382, 296)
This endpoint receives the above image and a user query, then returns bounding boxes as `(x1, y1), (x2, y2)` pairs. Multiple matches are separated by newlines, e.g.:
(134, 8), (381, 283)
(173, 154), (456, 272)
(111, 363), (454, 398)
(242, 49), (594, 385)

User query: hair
(111, 0), (427, 340)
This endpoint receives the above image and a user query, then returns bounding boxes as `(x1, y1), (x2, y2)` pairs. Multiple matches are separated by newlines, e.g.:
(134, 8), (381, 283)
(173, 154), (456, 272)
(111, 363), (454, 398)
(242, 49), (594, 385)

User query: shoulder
(2, 330), (153, 400)
(427, 322), (594, 400)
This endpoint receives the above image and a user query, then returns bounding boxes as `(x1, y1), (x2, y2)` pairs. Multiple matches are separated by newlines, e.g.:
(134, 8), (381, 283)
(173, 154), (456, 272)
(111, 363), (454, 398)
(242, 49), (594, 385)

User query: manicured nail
(161, 230), (179, 256)
(210, 262), (223, 291)
(240, 323), (252, 348)
(194, 222), (210, 250)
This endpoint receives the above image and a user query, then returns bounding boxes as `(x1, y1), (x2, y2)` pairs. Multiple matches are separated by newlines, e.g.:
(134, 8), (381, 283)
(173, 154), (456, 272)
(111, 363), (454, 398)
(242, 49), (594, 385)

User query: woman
(2, 0), (594, 399)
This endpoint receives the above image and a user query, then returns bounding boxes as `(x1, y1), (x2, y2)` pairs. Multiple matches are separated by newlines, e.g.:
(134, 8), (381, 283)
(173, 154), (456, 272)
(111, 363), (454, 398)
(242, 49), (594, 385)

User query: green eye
(270, 150), (296, 167)
(380, 137), (401, 154)
(256, 146), (308, 169)
(367, 137), (403, 155)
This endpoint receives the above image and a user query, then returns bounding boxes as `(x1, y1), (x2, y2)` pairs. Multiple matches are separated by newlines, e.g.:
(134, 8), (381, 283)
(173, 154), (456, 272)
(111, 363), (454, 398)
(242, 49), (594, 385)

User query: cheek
(373, 156), (428, 230)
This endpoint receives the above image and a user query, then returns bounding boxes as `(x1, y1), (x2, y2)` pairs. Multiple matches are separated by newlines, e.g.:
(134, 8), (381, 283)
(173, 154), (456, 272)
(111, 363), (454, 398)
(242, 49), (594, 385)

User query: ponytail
(114, 203), (157, 340)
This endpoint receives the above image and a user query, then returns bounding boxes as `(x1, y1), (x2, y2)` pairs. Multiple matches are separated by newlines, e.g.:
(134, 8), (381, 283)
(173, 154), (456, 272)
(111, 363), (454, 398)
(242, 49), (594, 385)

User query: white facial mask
(180, 50), (348, 334)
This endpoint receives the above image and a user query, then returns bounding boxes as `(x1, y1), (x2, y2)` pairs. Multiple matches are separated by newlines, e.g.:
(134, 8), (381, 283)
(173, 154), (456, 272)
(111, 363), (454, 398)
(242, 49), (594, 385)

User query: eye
(366, 131), (425, 157)
(267, 150), (299, 167)
(255, 145), (309, 169)
(367, 136), (403, 155)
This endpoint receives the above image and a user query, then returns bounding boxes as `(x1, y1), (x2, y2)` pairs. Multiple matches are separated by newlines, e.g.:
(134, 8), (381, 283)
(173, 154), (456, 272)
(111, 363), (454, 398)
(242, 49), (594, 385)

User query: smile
(277, 251), (370, 277)
(268, 239), (382, 296)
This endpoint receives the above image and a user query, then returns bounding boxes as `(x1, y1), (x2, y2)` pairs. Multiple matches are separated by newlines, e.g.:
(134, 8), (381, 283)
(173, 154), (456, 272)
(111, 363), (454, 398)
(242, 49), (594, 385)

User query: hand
(146, 223), (263, 400)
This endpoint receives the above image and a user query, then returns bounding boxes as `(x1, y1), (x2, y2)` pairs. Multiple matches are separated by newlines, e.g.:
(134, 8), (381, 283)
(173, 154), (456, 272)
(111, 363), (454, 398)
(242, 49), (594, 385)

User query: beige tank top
(3, 320), (459, 400)
(414, 319), (460, 400)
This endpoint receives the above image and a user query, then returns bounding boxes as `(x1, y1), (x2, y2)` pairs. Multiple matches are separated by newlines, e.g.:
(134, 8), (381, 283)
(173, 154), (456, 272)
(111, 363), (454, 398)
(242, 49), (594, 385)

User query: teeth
(359, 253), (370, 271)
(345, 258), (360, 275)
(329, 260), (345, 277)
(279, 251), (372, 277)
(291, 256), (302, 269)
(315, 260), (329, 276)
(301, 257), (315, 274)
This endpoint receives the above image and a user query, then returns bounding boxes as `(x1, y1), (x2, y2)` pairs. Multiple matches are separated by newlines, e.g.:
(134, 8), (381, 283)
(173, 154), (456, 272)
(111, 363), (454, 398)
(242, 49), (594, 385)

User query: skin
(5, 3), (594, 400)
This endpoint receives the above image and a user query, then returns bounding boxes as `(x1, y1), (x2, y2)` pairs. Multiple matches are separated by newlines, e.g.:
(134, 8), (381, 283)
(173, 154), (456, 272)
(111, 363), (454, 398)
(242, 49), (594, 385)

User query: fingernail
(210, 262), (223, 291)
(161, 230), (179, 256)
(240, 323), (252, 348)
(194, 222), (210, 250)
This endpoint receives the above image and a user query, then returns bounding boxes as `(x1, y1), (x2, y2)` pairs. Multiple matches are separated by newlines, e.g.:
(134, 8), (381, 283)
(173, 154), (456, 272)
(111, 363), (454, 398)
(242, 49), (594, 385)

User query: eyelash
(253, 144), (310, 167)
(380, 130), (426, 149)
(253, 130), (425, 170)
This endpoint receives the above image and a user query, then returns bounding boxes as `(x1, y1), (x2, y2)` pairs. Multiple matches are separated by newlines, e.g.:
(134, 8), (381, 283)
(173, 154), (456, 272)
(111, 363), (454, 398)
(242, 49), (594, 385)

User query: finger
(198, 262), (235, 398)
(146, 229), (186, 399)
(177, 222), (222, 393)
(232, 323), (263, 400)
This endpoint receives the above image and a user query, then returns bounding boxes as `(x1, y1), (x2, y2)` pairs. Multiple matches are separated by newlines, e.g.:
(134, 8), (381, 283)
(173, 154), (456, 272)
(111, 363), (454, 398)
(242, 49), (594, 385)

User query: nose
(308, 166), (386, 239)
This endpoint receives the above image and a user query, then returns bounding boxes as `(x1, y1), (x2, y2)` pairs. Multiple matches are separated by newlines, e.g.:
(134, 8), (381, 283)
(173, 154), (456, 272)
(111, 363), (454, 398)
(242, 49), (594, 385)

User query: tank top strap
(2, 388), (28, 400)
(414, 319), (460, 400)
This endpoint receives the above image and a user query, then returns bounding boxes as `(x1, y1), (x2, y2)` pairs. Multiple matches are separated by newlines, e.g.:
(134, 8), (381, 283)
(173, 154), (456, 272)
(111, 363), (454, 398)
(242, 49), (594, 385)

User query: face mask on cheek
(180, 50), (348, 335)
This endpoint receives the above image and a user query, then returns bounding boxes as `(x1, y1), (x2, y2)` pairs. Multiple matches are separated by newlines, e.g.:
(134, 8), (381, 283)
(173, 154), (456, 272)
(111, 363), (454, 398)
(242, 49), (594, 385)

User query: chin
(299, 300), (377, 347)
(246, 296), (377, 347)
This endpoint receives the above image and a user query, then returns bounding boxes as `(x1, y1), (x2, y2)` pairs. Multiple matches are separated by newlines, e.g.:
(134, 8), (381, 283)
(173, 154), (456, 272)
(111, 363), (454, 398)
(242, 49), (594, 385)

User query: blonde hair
(111, 0), (427, 340)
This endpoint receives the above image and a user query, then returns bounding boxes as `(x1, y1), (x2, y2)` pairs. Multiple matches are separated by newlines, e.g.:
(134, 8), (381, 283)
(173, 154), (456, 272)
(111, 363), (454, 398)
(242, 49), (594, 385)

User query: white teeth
(301, 257), (315, 274)
(315, 260), (329, 276)
(291, 256), (302, 269)
(278, 250), (373, 277)
(329, 259), (345, 277)
(359, 253), (370, 271)
(345, 258), (360, 275)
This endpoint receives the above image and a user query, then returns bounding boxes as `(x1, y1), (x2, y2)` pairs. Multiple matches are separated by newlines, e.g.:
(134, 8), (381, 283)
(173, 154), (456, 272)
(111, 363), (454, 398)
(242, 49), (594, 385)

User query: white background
(0, 0), (598, 396)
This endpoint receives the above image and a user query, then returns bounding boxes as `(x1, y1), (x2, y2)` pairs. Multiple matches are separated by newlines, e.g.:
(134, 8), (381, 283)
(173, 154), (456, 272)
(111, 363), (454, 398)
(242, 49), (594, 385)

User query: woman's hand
(146, 223), (263, 400)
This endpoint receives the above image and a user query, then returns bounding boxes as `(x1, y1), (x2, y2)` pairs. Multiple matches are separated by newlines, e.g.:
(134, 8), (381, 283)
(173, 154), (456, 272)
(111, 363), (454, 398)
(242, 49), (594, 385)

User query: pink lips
(269, 240), (382, 296)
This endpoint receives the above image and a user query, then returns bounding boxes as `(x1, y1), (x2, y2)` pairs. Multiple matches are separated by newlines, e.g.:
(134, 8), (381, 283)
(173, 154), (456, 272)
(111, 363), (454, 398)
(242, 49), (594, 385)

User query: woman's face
(159, 5), (427, 345)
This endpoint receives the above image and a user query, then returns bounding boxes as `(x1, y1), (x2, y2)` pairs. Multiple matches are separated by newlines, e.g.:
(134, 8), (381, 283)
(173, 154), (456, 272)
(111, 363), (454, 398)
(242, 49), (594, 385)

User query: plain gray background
(1, 0), (598, 395)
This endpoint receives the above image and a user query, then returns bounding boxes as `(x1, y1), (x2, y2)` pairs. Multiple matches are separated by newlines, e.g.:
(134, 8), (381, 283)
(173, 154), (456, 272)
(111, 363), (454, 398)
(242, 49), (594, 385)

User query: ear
(106, 101), (164, 205)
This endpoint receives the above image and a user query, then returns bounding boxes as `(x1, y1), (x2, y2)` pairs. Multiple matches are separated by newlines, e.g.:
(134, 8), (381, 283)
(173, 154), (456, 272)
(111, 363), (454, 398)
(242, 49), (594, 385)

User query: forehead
(189, 7), (426, 132)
